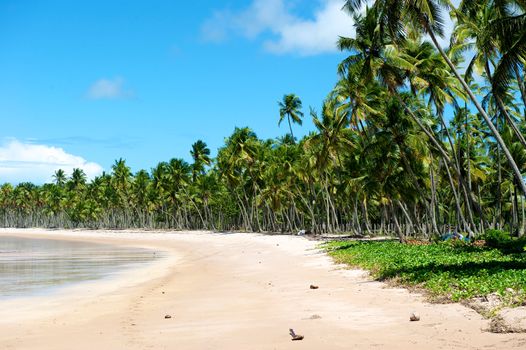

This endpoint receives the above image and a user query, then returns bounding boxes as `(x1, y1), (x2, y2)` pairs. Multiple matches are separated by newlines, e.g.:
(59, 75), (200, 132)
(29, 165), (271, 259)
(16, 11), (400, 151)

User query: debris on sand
(409, 312), (420, 321)
(310, 284), (319, 289)
(164, 315), (172, 319)
(289, 328), (304, 341)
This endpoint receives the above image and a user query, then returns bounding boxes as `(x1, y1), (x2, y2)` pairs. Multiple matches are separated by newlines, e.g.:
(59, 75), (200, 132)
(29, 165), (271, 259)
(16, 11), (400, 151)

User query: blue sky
(0, 0), (356, 183)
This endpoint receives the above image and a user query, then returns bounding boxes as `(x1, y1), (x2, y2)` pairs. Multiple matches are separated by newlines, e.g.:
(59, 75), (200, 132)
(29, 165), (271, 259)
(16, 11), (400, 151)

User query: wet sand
(0, 228), (525, 349)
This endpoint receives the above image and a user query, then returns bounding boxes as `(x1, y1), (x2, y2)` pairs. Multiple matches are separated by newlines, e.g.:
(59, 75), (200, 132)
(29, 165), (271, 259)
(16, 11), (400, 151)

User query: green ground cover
(323, 240), (526, 306)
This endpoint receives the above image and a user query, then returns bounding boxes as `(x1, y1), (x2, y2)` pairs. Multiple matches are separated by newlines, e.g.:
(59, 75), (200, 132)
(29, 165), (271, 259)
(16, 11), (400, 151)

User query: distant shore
(0, 228), (524, 349)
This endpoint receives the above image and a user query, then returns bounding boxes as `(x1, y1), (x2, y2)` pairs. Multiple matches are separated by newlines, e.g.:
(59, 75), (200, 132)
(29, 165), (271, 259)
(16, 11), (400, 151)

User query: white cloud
(201, 0), (464, 55)
(86, 77), (133, 100)
(265, 1), (354, 55)
(0, 139), (103, 184)
(201, 0), (355, 56)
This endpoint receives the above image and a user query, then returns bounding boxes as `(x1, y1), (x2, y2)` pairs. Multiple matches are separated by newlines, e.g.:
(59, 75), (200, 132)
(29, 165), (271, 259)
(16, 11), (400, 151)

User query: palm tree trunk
(443, 155), (471, 233)
(464, 108), (481, 228)
(513, 65), (526, 117)
(496, 115), (503, 228)
(235, 192), (251, 231)
(396, 94), (478, 231)
(429, 153), (439, 236)
(484, 62), (526, 149)
(397, 201), (415, 235)
(521, 193), (525, 237)
(427, 26), (526, 198)
(287, 115), (295, 141)
(184, 190), (207, 229)
(391, 203), (405, 242)
(323, 180), (331, 232)
(353, 197), (362, 235)
(496, 94), (526, 148)
(437, 110), (477, 235)
(296, 188), (316, 231)
(393, 93), (451, 162)
(362, 199), (372, 235)
(514, 182), (520, 236)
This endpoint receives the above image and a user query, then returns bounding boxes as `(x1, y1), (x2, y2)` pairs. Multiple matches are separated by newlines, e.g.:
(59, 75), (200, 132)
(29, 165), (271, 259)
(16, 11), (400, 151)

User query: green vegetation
(1, 0), (526, 238)
(481, 229), (526, 253)
(324, 240), (526, 305)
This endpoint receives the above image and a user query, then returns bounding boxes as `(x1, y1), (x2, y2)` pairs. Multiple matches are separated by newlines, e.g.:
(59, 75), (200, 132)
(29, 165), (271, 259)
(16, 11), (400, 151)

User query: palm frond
(492, 30), (526, 95)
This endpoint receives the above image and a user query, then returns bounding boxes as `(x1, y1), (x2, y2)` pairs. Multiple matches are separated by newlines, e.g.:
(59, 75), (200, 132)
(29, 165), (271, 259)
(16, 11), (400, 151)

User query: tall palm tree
(278, 94), (304, 142)
(338, 7), (451, 162)
(112, 159), (132, 197)
(453, 2), (526, 149)
(190, 140), (211, 182)
(217, 127), (260, 230)
(307, 98), (354, 231)
(342, 0), (526, 197)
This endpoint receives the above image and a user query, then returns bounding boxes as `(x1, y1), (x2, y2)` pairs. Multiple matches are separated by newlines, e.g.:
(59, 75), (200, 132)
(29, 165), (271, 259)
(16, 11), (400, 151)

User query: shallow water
(0, 235), (161, 298)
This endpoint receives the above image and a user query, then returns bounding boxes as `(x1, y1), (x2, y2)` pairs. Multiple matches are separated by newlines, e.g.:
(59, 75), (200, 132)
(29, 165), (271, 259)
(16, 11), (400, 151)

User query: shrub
(481, 230), (526, 253)
(482, 230), (511, 249)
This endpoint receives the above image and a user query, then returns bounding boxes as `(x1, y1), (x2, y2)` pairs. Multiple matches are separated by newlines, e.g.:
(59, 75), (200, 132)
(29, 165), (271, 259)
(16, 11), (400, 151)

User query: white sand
(0, 228), (525, 349)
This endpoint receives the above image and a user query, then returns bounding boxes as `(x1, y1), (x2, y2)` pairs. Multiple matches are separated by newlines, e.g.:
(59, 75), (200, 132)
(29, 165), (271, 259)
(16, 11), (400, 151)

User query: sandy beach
(0, 229), (525, 349)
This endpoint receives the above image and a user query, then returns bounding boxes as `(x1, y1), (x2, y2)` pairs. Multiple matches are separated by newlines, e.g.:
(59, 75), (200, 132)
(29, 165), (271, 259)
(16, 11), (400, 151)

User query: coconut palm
(190, 140), (211, 182)
(278, 94), (304, 142)
(53, 169), (67, 187)
(342, 0), (526, 197)
(338, 7), (453, 166)
(217, 127), (260, 230)
(452, 2), (526, 149)
(69, 168), (87, 191)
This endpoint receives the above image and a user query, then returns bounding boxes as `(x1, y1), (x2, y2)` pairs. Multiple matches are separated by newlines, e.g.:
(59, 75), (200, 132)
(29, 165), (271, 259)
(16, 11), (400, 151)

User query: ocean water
(0, 235), (161, 298)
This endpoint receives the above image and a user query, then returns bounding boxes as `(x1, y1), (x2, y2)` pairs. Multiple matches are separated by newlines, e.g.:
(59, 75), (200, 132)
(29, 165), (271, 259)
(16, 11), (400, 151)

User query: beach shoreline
(0, 228), (524, 349)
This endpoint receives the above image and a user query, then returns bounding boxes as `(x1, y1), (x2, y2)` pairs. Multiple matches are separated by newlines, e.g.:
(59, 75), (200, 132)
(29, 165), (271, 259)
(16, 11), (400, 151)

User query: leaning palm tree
(278, 94), (304, 142)
(452, 1), (526, 149)
(342, 0), (526, 197)
(338, 7), (451, 163)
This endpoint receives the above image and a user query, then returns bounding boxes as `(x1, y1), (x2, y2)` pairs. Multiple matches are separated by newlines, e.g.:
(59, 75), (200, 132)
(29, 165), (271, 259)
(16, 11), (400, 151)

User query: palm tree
(165, 158), (208, 228)
(190, 140), (211, 182)
(217, 127), (260, 230)
(69, 168), (87, 190)
(342, 0), (526, 197)
(278, 94), (304, 142)
(338, 7), (451, 162)
(53, 169), (67, 187)
(110, 159), (132, 226)
(401, 36), (479, 234)
(452, 2), (526, 149)
(306, 98), (354, 231)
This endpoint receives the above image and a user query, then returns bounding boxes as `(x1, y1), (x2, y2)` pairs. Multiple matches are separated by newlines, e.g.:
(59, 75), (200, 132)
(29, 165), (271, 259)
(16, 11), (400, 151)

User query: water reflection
(0, 236), (160, 298)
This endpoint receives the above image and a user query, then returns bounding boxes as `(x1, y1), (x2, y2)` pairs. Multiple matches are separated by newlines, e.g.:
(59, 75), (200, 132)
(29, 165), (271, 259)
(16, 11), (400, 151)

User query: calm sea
(0, 235), (161, 298)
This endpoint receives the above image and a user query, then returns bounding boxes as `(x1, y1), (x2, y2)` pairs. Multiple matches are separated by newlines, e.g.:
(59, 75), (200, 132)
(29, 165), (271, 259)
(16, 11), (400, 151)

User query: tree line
(1, 0), (526, 240)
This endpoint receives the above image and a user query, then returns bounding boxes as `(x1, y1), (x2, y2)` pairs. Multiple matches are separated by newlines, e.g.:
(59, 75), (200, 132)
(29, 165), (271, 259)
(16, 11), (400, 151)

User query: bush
(482, 230), (511, 249)
(481, 230), (526, 253)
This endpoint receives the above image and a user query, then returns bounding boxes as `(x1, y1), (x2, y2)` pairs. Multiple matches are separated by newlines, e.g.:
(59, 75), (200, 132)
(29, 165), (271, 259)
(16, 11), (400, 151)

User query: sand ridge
(0, 228), (525, 349)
